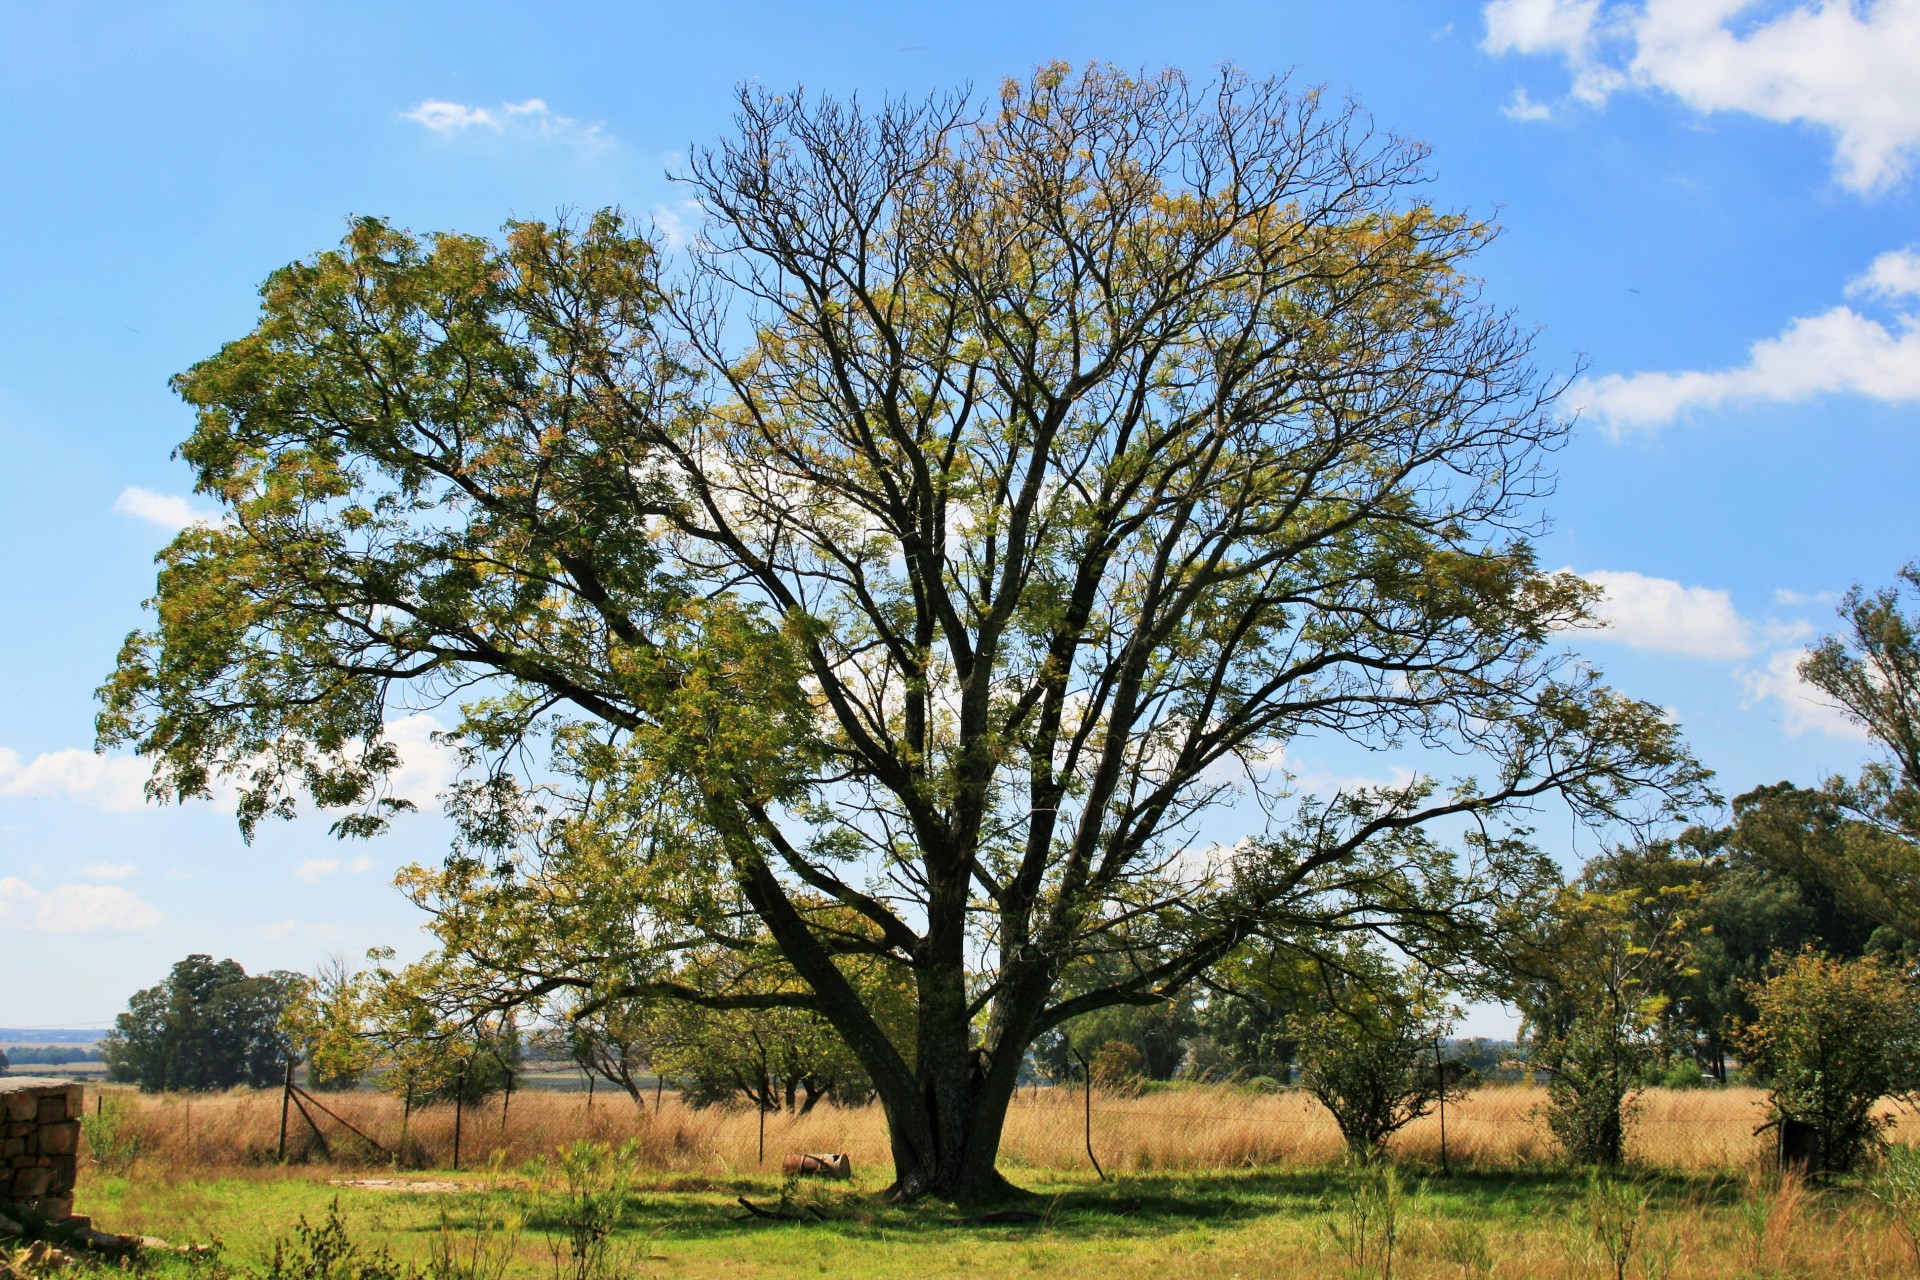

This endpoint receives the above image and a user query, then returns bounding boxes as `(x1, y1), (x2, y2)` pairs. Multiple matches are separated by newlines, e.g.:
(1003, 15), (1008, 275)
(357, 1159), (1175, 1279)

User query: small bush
(80, 1093), (142, 1172)
(261, 1200), (412, 1280)
(527, 1140), (638, 1280)
(1657, 1060), (1707, 1090)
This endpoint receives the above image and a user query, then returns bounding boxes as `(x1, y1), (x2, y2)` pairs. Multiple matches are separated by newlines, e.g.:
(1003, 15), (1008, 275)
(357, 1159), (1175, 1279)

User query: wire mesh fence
(88, 1081), (1844, 1179)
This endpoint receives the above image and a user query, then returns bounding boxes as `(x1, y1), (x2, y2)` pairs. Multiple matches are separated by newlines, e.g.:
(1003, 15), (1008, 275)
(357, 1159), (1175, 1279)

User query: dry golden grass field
(88, 1082), (1813, 1176)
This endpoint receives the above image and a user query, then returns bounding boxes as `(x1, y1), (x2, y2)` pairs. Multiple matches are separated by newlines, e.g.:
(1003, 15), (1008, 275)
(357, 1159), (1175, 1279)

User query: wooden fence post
(1073, 1048), (1106, 1182)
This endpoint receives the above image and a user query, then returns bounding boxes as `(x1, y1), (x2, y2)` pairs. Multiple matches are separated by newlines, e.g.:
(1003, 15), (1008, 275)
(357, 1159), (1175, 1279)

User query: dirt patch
(327, 1178), (464, 1194)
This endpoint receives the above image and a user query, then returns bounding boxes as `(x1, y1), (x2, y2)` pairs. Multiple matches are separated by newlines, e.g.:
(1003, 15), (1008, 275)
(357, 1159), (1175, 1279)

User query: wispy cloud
(0, 877), (165, 934)
(1572, 248), (1920, 433)
(1501, 88), (1555, 122)
(402, 98), (607, 150)
(114, 486), (217, 533)
(1484, 0), (1920, 193)
(1741, 648), (1871, 741)
(294, 854), (378, 884)
(81, 862), (139, 880)
(0, 748), (149, 810)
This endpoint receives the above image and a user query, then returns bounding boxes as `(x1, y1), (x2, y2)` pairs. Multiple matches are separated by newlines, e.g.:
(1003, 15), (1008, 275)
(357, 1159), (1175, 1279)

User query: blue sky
(2, 1), (1915, 1034)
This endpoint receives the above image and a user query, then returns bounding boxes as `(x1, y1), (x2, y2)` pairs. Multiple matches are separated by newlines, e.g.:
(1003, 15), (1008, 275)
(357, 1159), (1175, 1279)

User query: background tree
(1731, 566), (1920, 938)
(642, 940), (909, 1112)
(282, 954), (366, 1091)
(1738, 950), (1920, 1174)
(101, 955), (301, 1093)
(538, 995), (655, 1105)
(1291, 947), (1470, 1162)
(1669, 793), (1897, 1081)
(99, 64), (1707, 1196)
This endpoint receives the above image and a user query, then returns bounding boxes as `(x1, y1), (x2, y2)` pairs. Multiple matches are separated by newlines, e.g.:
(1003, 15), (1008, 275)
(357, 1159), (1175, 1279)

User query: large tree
(102, 955), (301, 1093)
(100, 65), (1705, 1196)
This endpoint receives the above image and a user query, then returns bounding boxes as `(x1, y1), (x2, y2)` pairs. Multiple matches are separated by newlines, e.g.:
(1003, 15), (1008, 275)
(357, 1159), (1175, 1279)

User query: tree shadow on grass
(599, 1166), (1753, 1245)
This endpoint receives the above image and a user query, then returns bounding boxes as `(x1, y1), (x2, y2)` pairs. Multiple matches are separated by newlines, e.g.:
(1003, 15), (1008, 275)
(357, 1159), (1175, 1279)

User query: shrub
(79, 1093), (142, 1172)
(1293, 960), (1470, 1162)
(1089, 1041), (1146, 1095)
(1540, 1013), (1646, 1167)
(1737, 950), (1920, 1173)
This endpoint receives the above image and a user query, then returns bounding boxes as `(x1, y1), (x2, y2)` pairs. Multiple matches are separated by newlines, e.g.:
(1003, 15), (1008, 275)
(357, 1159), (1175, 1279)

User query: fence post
(500, 1069), (513, 1135)
(401, 1081), (414, 1165)
(452, 1063), (466, 1172)
(278, 1058), (293, 1163)
(1073, 1048), (1106, 1182)
(1434, 1038), (1451, 1177)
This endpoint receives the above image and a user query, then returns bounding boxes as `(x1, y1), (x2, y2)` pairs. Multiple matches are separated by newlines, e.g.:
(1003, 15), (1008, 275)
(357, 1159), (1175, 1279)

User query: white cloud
(1483, 0), (1920, 192)
(1484, 0), (1625, 104)
(294, 857), (342, 885)
(402, 98), (606, 150)
(1847, 246), (1920, 301)
(650, 200), (706, 251)
(114, 486), (217, 532)
(294, 854), (378, 885)
(260, 919), (296, 940)
(1573, 250), (1920, 432)
(0, 878), (165, 934)
(1574, 569), (1753, 658)
(0, 748), (149, 810)
(81, 862), (138, 880)
(1502, 88), (1556, 121)
(1741, 647), (1871, 740)
(383, 713), (457, 807)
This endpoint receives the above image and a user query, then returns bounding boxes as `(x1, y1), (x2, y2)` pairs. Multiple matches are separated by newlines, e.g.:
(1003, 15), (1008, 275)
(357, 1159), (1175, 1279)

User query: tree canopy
(100, 64), (1707, 1196)
(102, 955), (301, 1093)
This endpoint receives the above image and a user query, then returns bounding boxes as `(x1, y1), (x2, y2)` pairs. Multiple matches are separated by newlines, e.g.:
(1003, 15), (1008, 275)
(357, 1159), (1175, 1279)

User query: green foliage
(101, 954), (302, 1093)
(1729, 565), (1920, 942)
(80, 1092), (142, 1173)
(261, 1200), (412, 1280)
(1737, 950), (1920, 1173)
(1062, 994), (1200, 1082)
(1656, 1060), (1706, 1090)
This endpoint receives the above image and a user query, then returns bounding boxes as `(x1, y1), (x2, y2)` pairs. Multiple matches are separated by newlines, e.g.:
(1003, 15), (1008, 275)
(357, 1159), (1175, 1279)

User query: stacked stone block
(1, 1078), (82, 1223)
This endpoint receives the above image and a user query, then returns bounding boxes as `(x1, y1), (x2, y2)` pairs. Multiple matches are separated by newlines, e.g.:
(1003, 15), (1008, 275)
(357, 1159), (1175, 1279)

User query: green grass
(59, 1162), (1908, 1280)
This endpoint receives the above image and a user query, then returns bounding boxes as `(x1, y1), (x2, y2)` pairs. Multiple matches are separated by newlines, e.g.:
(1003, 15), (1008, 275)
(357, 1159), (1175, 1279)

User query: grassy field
(34, 1085), (1920, 1278)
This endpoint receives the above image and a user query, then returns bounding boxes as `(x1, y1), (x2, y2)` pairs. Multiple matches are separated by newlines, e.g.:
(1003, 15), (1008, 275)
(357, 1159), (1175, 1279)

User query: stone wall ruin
(0, 1077), (82, 1222)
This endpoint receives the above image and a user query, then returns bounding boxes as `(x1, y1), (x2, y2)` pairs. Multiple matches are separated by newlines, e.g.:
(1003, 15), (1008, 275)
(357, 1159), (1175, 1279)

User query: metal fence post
(277, 1057), (294, 1162)
(452, 1062), (467, 1172)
